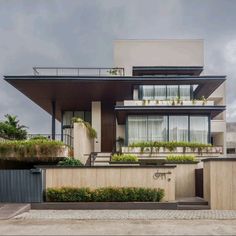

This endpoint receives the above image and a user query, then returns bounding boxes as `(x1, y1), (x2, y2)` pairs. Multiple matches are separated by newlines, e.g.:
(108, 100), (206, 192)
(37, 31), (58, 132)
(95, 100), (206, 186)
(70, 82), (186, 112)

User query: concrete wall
(175, 164), (198, 199)
(45, 166), (176, 202)
(92, 101), (101, 152)
(114, 39), (204, 75)
(210, 82), (226, 154)
(73, 123), (94, 164)
(203, 159), (236, 210)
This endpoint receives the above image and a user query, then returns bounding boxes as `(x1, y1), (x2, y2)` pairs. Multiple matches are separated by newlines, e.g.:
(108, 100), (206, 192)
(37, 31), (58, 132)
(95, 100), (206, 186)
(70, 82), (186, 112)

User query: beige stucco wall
(175, 164), (198, 199)
(73, 123), (94, 164)
(114, 39), (204, 75)
(45, 167), (176, 202)
(92, 101), (101, 152)
(203, 160), (236, 210)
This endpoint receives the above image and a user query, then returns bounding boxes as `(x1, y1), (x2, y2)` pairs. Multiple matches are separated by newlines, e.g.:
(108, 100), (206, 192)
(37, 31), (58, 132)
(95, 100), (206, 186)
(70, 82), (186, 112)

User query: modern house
(4, 39), (226, 163)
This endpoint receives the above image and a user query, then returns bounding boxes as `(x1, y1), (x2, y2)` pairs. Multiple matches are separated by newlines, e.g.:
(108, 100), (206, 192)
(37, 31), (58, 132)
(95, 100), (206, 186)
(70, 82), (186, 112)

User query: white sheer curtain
(167, 85), (178, 99)
(190, 116), (208, 144)
(142, 86), (154, 100)
(128, 116), (147, 144)
(179, 85), (191, 100)
(148, 116), (167, 141)
(169, 116), (188, 142)
(154, 86), (166, 100)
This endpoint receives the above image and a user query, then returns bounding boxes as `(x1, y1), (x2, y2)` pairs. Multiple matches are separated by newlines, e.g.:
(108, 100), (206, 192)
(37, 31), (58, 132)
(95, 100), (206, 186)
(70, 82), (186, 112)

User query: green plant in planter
(166, 155), (196, 163)
(0, 139), (68, 162)
(72, 117), (97, 139)
(111, 153), (138, 162)
(171, 99), (175, 106)
(201, 96), (207, 106)
(58, 158), (83, 166)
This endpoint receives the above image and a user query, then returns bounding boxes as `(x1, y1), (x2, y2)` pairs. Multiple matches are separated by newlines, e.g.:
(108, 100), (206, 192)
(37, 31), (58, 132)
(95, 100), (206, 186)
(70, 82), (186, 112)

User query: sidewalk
(15, 209), (236, 220)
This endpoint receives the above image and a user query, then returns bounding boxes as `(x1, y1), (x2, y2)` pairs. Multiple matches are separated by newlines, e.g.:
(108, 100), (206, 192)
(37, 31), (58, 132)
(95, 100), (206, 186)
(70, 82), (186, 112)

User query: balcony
(33, 67), (125, 76)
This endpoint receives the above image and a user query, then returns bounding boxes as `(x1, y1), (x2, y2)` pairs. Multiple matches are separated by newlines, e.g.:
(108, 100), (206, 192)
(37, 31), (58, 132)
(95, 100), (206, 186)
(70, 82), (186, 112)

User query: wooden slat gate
(0, 169), (44, 203)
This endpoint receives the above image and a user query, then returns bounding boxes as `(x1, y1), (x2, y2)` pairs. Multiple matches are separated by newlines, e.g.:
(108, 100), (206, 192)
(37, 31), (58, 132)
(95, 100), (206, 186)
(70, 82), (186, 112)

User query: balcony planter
(0, 141), (70, 163)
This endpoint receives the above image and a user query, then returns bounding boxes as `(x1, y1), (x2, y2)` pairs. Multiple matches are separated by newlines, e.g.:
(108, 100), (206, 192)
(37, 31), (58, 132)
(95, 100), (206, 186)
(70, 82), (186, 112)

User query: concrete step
(177, 197), (208, 206)
(0, 204), (30, 220)
(96, 153), (111, 157)
(93, 162), (110, 166)
(177, 204), (210, 210)
(95, 157), (110, 162)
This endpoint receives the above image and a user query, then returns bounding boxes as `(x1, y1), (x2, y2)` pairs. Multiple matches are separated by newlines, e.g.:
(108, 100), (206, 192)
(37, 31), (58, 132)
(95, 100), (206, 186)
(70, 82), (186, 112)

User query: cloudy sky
(0, 0), (236, 133)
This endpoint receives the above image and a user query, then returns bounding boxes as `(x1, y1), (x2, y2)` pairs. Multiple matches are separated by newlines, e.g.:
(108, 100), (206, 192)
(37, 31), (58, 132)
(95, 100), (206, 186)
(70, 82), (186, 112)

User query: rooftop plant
(111, 153), (138, 162)
(0, 139), (69, 162)
(0, 114), (28, 140)
(166, 155), (197, 163)
(72, 117), (97, 139)
(46, 187), (165, 202)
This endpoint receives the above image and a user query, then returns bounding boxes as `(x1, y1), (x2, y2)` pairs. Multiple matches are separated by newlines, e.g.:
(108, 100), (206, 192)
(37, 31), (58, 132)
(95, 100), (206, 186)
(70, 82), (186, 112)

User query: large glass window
(142, 86), (154, 100)
(127, 115), (167, 144)
(141, 85), (191, 100)
(190, 116), (208, 144)
(147, 116), (168, 142)
(179, 85), (191, 100)
(169, 116), (188, 142)
(167, 85), (178, 100)
(127, 116), (147, 144)
(127, 115), (209, 144)
(154, 85), (166, 100)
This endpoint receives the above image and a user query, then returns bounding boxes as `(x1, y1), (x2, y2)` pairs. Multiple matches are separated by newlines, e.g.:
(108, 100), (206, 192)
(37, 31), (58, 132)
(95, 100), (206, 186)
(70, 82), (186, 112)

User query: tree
(0, 114), (28, 140)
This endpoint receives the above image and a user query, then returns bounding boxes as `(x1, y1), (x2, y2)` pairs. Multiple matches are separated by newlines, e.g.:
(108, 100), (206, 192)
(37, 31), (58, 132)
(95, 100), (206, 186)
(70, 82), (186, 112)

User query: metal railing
(33, 67), (125, 76)
(27, 134), (74, 147)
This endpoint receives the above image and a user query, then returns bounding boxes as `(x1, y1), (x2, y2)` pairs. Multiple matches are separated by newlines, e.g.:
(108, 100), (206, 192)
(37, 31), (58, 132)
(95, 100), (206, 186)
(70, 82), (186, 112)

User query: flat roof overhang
(4, 75), (226, 121)
(133, 66), (203, 76)
(115, 105), (226, 124)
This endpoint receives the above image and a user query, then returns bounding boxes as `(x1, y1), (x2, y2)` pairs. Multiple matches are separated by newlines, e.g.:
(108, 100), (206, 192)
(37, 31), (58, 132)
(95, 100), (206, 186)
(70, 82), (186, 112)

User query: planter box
(122, 145), (223, 157)
(109, 161), (140, 166)
(0, 145), (70, 163)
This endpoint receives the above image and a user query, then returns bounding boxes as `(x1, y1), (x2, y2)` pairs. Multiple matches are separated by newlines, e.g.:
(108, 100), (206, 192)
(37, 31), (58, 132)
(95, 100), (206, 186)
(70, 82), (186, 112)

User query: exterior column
(92, 101), (101, 152)
(51, 100), (56, 140)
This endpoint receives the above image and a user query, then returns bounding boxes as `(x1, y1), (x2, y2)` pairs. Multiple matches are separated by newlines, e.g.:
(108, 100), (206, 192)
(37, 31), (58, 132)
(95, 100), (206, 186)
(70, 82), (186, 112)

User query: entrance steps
(93, 153), (111, 166)
(177, 197), (210, 210)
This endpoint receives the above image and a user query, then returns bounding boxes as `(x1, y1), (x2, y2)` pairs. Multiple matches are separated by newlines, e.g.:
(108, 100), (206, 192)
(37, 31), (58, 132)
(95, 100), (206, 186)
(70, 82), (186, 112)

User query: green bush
(58, 158), (83, 166)
(129, 141), (212, 153)
(0, 139), (68, 162)
(166, 155), (196, 163)
(72, 117), (97, 139)
(111, 154), (138, 162)
(46, 187), (165, 202)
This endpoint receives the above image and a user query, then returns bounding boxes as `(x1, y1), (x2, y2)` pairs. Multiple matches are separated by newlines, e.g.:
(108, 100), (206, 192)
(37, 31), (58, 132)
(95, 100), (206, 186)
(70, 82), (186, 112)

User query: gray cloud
(0, 0), (236, 133)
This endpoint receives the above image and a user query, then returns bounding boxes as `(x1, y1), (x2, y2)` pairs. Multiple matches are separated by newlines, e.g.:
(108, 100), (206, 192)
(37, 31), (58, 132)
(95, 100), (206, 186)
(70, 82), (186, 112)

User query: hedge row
(46, 187), (165, 202)
(111, 154), (138, 162)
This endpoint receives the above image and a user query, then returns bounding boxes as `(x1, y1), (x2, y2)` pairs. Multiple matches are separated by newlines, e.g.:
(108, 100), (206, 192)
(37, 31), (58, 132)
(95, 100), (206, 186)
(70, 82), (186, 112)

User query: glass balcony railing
(33, 67), (125, 76)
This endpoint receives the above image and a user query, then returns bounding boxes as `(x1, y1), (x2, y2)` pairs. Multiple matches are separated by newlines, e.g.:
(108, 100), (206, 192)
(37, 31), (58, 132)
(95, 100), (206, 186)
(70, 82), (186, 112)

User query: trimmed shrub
(46, 187), (165, 202)
(111, 154), (138, 162)
(58, 158), (83, 166)
(166, 155), (196, 163)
